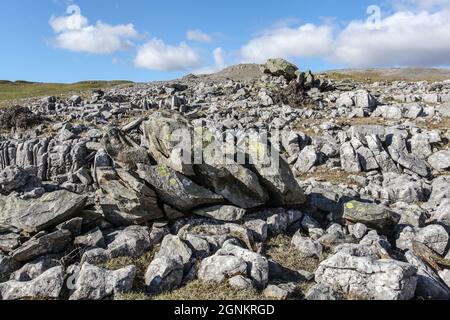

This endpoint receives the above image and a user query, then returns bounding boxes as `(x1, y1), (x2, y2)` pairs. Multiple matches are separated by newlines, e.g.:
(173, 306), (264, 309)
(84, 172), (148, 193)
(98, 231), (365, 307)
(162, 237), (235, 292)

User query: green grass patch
(0, 80), (134, 104)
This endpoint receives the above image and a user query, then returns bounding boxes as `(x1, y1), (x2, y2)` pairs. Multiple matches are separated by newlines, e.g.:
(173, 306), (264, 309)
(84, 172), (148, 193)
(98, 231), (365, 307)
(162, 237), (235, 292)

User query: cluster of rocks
(0, 58), (449, 300)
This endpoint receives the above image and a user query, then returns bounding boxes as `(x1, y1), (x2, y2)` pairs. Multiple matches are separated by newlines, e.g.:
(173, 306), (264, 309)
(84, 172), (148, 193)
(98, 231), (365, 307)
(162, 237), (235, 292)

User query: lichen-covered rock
(137, 164), (224, 211)
(343, 200), (400, 234)
(101, 127), (153, 170)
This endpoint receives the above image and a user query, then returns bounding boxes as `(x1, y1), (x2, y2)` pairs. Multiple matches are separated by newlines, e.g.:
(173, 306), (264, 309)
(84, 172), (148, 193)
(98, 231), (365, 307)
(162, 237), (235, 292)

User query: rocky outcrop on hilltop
(0, 59), (449, 300)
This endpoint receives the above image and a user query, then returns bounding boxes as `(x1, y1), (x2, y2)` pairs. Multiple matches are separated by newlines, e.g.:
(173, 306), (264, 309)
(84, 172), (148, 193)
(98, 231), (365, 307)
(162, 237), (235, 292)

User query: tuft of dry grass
(264, 234), (320, 273)
(154, 280), (263, 301)
(297, 166), (363, 185)
(102, 245), (160, 294)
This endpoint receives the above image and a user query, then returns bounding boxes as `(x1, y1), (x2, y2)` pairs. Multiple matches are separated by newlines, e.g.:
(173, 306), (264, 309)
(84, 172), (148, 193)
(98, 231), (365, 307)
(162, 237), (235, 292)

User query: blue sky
(1, 0), (450, 83)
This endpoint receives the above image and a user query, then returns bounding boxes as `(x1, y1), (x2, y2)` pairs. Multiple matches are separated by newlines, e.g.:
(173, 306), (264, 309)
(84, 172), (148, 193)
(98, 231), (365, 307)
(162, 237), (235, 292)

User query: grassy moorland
(0, 80), (134, 106)
(325, 68), (450, 83)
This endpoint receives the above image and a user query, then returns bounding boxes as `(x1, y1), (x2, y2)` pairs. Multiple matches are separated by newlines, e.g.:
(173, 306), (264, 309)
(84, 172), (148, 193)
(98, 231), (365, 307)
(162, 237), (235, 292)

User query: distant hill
(184, 63), (264, 83)
(0, 80), (134, 104)
(325, 68), (450, 82)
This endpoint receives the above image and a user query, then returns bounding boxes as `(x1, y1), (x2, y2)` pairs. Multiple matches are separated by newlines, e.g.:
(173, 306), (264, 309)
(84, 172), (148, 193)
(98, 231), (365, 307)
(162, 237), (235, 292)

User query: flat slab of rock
(0, 190), (86, 233)
(193, 205), (246, 222)
(343, 200), (400, 234)
(137, 164), (224, 211)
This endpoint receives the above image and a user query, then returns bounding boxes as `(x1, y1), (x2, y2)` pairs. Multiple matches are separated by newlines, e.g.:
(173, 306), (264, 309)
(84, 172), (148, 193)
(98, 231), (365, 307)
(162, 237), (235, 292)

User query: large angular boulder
(396, 225), (449, 255)
(143, 112), (269, 209)
(0, 190), (86, 233)
(194, 157), (269, 209)
(97, 168), (163, 225)
(380, 173), (428, 204)
(315, 252), (417, 300)
(136, 164), (224, 211)
(247, 135), (306, 206)
(260, 58), (299, 81)
(0, 266), (64, 300)
(143, 112), (195, 176)
(387, 134), (429, 177)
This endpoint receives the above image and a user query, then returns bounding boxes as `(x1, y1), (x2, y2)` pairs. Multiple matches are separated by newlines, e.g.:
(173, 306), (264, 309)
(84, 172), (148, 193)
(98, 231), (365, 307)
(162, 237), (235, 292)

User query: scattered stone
(0, 266), (64, 300)
(145, 256), (184, 294)
(315, 252), (417, 300)
(305, 283), (338, 301)
(193, 205), (246, 222)
(12, 230), (72, 262)
(69, 263), (136, 300)
(343, 200), (400, 234)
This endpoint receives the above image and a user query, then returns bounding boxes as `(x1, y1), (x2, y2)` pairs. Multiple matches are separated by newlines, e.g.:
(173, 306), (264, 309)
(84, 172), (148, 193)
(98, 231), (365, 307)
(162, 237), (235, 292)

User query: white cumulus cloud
(186, 29), (213, 43)
(134, 38), (202, 71)
(239, 6), (450, 68)
(49, 5), (140, 54)
(240, 24), (334, 63)
(333, 9), (450, 67)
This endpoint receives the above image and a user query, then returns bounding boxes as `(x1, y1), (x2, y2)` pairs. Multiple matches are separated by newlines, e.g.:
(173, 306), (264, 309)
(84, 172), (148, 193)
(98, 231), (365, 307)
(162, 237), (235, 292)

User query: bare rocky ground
(0, 59), (450, 300)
